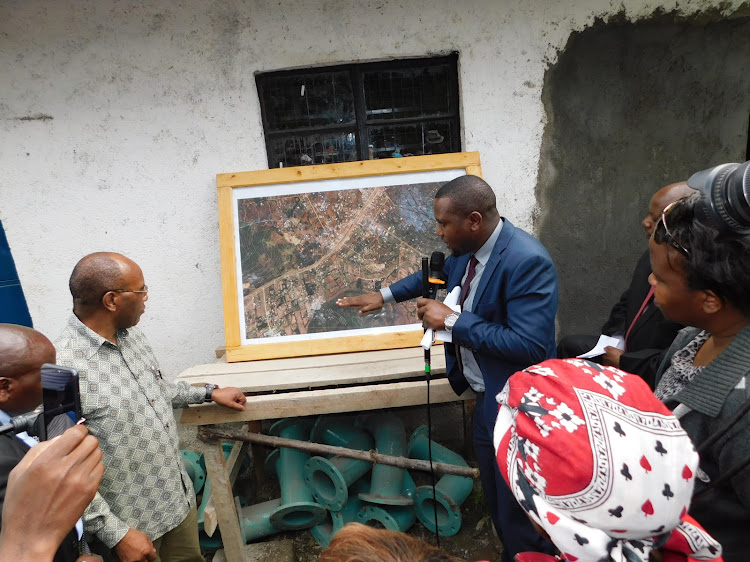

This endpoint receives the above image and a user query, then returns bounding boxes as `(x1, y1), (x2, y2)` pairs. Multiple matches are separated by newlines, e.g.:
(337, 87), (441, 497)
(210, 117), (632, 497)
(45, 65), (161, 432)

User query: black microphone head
(429, 251), (445, 272)
(429, 251), (446, 279)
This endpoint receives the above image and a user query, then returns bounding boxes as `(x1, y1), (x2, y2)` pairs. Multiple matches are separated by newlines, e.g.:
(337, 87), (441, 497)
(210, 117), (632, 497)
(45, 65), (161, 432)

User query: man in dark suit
(338, 175), (558, 561)
(0, 323), (91, 562)
(557, 182), (693, 388)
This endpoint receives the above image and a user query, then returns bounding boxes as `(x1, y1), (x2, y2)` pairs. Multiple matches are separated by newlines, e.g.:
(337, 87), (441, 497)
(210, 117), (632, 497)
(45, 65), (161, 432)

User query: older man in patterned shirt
(56, 252), (247, 562)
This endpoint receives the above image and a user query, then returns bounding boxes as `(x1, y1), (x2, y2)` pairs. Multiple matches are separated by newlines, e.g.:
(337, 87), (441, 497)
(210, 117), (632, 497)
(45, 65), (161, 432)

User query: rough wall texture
(1, 0), (747, 376)
(537, 13), (750, 338)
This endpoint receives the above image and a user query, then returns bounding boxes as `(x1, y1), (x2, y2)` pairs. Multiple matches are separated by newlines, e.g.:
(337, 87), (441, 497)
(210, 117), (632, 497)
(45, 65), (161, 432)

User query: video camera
(0, 364), (81, 440)
(688, 160), (750, 235)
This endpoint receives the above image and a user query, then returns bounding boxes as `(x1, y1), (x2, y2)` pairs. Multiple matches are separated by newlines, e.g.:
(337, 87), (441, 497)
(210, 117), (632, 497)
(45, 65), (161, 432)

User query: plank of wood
(224, 330), (427, 362)
(217, 152), (481, 189)
(176, 347), (446, 392)
(204, 443), (245, 562)
(203, 440), (248, 537)
(218, 184), (241, 349)
(180, 378), (472, 426)
(180, 346), (440, 377)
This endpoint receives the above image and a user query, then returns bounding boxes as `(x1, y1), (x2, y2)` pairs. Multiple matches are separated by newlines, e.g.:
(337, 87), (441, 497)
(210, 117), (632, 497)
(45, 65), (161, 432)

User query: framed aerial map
(217, 152), (482, 362)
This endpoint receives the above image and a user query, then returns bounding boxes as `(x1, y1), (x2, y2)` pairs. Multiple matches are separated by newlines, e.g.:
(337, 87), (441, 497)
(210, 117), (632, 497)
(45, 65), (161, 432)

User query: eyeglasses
(654, 201), (691, 258)
(110, 285), (149, 295)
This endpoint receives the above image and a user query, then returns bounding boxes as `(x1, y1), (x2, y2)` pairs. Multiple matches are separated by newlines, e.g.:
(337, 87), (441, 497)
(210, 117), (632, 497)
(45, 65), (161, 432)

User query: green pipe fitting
(181, 450), (206, 494)
(305, 417), (374, 511)
(356, 504), (416, 532)
(310, 476), (370, 548)
(311, 415), (369, 448)
(355, 461), (417, 533)
(239, 498), (285, 542)
(355, 413), (412, 506)
(266, 418), (326, 531)
(407, 425), (474, 536)
(199, 532), (223, 551)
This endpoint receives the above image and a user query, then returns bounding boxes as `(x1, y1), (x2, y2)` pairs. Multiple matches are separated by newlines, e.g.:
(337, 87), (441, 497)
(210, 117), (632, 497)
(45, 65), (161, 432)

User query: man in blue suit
(338, 175), (558, 560)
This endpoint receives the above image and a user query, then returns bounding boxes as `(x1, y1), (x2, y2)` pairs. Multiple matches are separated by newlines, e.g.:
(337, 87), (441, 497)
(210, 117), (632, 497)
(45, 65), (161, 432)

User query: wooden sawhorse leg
(204, 441), (245, 562)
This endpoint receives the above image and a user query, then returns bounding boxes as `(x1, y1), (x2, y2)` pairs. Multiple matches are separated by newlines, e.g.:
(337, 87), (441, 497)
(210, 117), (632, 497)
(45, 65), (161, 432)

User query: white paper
(421, 286), (462, 350)
(576, 334), (625, 359)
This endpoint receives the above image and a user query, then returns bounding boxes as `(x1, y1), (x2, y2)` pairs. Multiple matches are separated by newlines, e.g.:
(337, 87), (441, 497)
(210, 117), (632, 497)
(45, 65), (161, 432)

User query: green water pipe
(355, 471), (417, 532)
(181, 450), (206, 494)
(305, 417), (374, 510)
(355, 413), (412, 506)
(407, 425), (473, 536)
(310, 476), (370, 548)
(266, 418), (327, 530)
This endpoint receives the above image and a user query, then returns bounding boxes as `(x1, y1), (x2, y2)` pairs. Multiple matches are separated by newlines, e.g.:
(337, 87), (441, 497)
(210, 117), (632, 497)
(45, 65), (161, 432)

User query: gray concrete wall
(537, 13), (750, 338)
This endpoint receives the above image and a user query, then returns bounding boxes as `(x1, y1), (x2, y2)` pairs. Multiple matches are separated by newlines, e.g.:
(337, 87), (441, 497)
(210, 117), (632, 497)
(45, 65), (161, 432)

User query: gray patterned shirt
(55, 315), (205, 548)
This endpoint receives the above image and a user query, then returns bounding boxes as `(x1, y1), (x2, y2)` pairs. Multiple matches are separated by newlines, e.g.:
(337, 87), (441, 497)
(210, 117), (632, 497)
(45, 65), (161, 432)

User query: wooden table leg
(204, 440), (249, 537)
(204, 442), (245, 562)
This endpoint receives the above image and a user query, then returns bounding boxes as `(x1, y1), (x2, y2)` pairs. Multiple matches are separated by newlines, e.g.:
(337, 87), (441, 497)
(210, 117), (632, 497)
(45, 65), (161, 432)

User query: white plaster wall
(0, 0), (743, 377)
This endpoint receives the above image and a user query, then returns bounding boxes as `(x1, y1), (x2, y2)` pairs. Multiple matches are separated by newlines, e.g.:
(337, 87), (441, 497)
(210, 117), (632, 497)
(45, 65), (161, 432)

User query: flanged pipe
(266, 418), (327, 530)
(305, 417), (374, 510)
(239, 498), (284, 541)
(355, 413), (412, 506)
(310, 476), (370, 548)
(356, 471), (416, 532)
(407, 425), (474, 536)
(181, 450), (206, 494)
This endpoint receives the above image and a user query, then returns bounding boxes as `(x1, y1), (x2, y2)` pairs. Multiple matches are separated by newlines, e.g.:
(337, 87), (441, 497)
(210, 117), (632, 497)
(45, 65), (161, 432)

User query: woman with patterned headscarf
(493, 358), (723, 562)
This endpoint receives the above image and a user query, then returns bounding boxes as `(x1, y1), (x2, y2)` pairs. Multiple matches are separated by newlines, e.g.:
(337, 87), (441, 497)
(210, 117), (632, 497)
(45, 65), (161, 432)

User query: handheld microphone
(420, 252), (445, 549)
(426, 251), (446, 299)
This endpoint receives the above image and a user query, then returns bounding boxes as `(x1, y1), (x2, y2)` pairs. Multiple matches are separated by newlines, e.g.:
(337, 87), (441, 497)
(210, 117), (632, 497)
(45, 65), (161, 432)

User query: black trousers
(473, 392), (557, 562)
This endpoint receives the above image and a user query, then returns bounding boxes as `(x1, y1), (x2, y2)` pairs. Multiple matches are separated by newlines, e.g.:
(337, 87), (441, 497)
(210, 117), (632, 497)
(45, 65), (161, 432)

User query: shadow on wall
(536, 10), (750, 338)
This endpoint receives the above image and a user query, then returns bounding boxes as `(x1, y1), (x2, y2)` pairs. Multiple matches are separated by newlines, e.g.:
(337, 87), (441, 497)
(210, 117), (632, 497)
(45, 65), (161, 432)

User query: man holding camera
(55, 253), (247, 562)
(0, 323), (92, 562)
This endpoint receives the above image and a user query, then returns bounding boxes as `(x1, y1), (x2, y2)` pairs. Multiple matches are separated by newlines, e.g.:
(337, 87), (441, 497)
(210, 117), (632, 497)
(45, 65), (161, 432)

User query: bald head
(70, 252), (132, 310)
(435, 175), (499, 220)
(642, 181), (695, 238)
(69, 253), (148, 337)
(0, 324), (54, 415)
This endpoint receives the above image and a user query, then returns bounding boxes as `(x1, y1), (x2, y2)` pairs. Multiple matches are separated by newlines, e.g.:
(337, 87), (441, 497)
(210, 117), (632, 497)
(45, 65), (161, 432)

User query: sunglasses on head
(653, 200), (691, 258)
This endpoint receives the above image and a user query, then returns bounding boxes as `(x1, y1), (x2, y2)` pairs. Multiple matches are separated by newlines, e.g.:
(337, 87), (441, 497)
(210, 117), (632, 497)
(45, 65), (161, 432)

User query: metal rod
(199, 427), (479, 479)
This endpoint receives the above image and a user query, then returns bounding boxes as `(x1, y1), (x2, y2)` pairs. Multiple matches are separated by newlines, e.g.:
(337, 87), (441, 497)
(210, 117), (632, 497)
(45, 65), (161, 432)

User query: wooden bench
(176, 346), (474, 562)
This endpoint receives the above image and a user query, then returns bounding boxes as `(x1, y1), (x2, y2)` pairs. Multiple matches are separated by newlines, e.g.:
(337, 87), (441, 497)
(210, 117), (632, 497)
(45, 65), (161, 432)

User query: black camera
(39, 364), (82, 440)
(688, 160), (750, 235)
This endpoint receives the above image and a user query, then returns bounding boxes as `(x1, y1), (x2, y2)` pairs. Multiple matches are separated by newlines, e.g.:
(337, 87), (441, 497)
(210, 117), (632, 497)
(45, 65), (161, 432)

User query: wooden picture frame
(217, 152), (482, 362)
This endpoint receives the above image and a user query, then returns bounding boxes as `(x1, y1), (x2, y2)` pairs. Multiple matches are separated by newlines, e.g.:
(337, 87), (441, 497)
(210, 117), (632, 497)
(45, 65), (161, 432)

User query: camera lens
(688, 161), (750, 235)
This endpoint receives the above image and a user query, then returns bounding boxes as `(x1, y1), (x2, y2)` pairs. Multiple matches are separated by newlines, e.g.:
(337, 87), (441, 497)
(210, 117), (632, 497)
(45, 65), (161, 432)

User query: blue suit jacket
(389, 219), (558, 406)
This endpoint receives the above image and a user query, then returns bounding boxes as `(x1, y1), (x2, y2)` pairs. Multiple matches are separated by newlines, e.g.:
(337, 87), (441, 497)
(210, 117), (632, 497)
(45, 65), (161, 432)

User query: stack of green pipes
(182, 414), (474, 551)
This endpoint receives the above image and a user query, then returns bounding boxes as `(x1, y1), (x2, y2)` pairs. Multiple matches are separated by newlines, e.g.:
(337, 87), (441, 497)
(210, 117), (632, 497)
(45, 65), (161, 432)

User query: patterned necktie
(456, 255), (478, 374)
(459, 255), (479, 308)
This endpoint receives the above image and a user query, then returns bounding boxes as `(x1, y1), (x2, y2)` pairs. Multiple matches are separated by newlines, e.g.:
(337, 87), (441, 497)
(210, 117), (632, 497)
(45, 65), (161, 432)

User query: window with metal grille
(256, 53), (461, 168)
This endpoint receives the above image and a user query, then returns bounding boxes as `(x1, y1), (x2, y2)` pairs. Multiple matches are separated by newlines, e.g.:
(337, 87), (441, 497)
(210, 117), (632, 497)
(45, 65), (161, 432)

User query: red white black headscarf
(493, 359), (723, 562)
